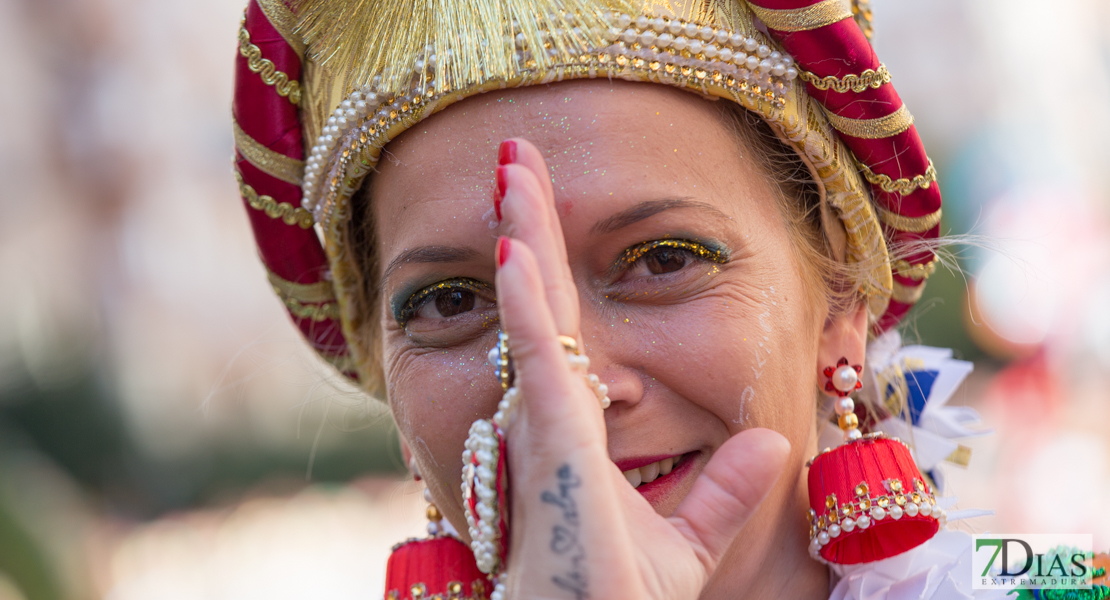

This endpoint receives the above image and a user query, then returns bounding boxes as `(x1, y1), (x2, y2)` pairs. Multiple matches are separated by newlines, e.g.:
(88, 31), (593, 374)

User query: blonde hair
(720, 105), (863, 323)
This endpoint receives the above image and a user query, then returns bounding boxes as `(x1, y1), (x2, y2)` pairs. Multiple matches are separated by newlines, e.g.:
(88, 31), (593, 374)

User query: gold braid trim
(875, 204), (942, 233)
(891, 280), (925, 304)
(859, 158), (937, 197)
(826, 104), (914, 139)
(255, 0), (306, 59)
(893, 257), (938, 281)
(234, 119), (305, 186)
(283, 296), (341, 321)
(235, 170), (314, 229)
(267, 269), (336, 304)
(801, 64), (890, 93)
(238, 23), (302, 105)
(749, 0), (853, 32)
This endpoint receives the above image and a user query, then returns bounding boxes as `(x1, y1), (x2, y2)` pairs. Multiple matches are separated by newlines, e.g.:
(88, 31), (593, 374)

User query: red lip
(613, 454), (680, 472)
(636, 452), (697, 506)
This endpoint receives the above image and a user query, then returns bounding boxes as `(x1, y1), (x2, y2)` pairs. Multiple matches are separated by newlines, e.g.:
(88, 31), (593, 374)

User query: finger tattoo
(541, 464), (589, 599)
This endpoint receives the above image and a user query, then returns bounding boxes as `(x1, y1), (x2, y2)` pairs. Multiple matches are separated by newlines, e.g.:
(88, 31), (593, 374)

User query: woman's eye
(620, 239), (728, 278)
(642, 247), (688, 275)
(398, 278), (494, 325)
(418, 289), (477, 319)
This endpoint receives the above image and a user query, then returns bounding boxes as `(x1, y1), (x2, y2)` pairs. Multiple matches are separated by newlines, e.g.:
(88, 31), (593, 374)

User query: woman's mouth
(614, 451), (699, 508)
(620, 455), (680, 488)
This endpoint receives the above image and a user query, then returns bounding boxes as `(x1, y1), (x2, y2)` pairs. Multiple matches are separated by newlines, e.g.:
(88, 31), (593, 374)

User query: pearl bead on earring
(832, 364), (859, 394)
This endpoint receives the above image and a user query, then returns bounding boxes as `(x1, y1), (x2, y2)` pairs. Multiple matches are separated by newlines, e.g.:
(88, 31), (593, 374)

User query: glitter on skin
(615, 239), (728, 269)
(396, 277), (492, 325)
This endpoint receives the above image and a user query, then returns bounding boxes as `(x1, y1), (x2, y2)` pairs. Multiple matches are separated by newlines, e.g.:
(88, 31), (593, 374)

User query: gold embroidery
(749, 0), (853, 32)
(267, 269), (336, 304)
(255, 0), (306, 58)
(851, 0), (873, 40)
(235, 170), (314, 228)
(859, 158), (937, 197)
(825, 104), (914, 139)
(283, 296), (341, 321)
(945, 445), (972, 467)
(238, 23), (302, 105)
(891, 280), (925, 304)
(801, 64), (890, 94)
(875, 205), (942, 233)
(877, 361), (909, 417)
(234, 119), (305, 186)
(893, 257), (938, 281)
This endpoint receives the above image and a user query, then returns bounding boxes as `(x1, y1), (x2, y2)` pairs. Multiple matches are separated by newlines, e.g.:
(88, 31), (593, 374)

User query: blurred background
(0, 0), (1107, 598)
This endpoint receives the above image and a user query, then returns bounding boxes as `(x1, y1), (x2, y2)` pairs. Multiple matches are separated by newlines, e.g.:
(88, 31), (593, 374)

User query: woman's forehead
(370, 80), (769, 241)
(381, 81), (735, 183)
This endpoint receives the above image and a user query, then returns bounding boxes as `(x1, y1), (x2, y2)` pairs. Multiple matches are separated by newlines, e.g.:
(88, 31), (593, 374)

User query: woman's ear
(818, 302), (869, 376)
(400, 437), (419, 480)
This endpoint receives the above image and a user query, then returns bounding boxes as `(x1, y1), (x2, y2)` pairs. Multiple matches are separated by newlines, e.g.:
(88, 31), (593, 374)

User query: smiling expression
(366, 79), (827, 564)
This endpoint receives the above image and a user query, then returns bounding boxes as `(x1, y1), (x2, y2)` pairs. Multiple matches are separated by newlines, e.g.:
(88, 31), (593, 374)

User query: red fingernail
(498, 140), (517, 165)
(495, 166), (507, 221)
(496, 236), (511, 267)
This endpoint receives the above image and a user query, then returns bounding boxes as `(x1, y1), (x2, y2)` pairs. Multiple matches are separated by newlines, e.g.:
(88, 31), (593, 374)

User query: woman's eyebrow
(590, 198), (730, 235)
(380, 245), (480, 288)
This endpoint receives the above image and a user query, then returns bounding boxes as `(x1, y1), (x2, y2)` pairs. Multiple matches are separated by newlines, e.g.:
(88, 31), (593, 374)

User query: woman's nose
(579, 313), (644, 411)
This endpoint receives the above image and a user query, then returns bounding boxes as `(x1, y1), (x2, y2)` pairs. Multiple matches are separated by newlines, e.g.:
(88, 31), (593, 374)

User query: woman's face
(371, 80), (826, 555)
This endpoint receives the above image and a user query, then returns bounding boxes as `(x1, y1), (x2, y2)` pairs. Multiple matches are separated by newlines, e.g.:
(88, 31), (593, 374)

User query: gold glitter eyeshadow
(399, 277), (492, 324)
(616, 239), (729, 269)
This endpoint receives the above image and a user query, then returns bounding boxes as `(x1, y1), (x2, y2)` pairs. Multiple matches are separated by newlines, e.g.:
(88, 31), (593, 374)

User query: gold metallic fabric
(892, 257), (938, 281)
(238, 23), (302, 105)
(234, 120), (305, 186)
(825, 104), (914, 139)
(267, 269), (336, 304)
(891, 280), (925, 304)
(256, 0), (306, 58)
(859, 158), (936, 197)
(850, 0), (873, 39)
(945, 445), (972, 467)
(282, 296), (341, 321)
(748, 0), (853, 32)
(801, 64), (890, 94)
(234, 170), (313, 229)
(875, 205), (942, 233)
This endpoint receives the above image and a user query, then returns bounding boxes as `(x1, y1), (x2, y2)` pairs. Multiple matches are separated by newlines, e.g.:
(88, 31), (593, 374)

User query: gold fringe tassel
(292, 0), (635, 97)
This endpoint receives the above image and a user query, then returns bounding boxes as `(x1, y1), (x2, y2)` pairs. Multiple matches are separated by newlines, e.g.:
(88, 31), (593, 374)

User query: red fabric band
(385, 536), (490, 599)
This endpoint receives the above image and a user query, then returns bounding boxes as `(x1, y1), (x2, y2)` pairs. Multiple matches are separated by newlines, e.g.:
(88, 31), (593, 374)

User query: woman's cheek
(622, 296), (759, 424)
(649, 279), (811, 435)
(386, 343), (499, 484)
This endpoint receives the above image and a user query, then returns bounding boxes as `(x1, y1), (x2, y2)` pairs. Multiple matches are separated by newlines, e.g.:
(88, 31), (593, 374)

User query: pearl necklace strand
(462, 333), (609, 599)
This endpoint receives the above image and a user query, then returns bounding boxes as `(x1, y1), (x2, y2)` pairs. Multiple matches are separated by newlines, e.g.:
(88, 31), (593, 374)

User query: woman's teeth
(622, 456), (676, 489)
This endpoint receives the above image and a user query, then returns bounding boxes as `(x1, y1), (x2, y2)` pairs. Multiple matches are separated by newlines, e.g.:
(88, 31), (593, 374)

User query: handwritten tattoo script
(541, 464), (588, 599)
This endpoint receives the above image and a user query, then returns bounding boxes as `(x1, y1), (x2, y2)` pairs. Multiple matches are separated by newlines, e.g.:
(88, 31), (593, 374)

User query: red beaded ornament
(805, 358), (944, 564)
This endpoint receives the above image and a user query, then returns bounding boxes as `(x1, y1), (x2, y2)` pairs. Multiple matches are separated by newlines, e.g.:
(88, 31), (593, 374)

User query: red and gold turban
(232, 0), (942, 392)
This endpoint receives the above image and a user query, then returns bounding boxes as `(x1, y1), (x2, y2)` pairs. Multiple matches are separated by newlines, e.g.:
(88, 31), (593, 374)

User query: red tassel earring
(384, 460), (491, 599)
(806, 358), (945, 565)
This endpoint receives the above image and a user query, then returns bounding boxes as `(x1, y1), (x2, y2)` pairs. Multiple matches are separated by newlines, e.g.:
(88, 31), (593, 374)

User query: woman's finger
(499, 138), (566, 266)
(497, 139), (580, 340)
(495, 236), (603, 432)
(667, 428), (791, 571)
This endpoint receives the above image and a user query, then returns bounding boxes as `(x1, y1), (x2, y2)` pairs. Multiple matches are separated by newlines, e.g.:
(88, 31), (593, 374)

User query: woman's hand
(492, 138), (791, 599)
